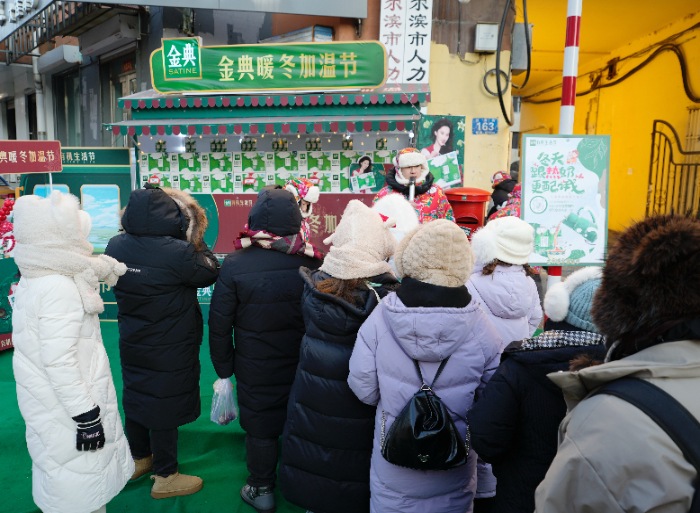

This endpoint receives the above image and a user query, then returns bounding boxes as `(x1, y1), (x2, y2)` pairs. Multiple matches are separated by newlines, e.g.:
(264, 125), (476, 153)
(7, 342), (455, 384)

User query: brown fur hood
(591, 214), (700, 346)
(119, 188), (209, 251)
(160, 188), (208, 250)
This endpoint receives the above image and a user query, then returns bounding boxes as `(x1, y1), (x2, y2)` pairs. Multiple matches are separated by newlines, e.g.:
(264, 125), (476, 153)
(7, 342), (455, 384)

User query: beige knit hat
(319, 200), (398, 280)
(470, 216), (534, 265)
(394, 219), (474, 287)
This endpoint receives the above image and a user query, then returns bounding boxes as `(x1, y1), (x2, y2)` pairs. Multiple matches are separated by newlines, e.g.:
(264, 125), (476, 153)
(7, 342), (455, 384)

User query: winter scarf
(12, 191), (126, 315)
(234, 225), (324, 260)
(14, 246), (126, 315)
(520, 330), (604, 351)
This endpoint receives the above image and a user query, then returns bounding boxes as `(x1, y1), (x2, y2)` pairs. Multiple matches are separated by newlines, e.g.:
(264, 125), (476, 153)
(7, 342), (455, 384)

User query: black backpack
(592, 377), (700, 512)
(380, 356), (470, 471)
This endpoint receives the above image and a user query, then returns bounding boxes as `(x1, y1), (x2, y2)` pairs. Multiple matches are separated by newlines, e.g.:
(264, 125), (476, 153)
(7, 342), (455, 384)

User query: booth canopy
(106, 83), (428, 135)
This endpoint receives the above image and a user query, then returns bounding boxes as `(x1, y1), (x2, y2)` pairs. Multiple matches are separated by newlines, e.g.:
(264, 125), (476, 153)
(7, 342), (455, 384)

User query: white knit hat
(471, 216), (534, 265)
(320, 200), (398, 280)
(394, 219), (474, 287)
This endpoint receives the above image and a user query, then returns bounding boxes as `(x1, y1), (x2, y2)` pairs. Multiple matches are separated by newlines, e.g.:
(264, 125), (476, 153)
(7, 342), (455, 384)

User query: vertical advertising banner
(402, 0), (433, 84)
(380, 0), (407, 83)
(379, 0), (433, 84)
(521, 135), (610, 266)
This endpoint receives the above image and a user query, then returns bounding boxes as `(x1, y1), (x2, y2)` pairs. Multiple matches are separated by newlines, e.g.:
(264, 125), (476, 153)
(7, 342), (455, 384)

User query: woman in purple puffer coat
(468, 216), (542, 343)
(466, 216), (542, 510)
(348, 220), (503, 513)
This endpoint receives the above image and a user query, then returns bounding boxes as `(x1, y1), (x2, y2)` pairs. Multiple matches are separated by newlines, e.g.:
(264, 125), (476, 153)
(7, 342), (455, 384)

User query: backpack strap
(592, 377), (700, 513)
(412, 356), (451, 389)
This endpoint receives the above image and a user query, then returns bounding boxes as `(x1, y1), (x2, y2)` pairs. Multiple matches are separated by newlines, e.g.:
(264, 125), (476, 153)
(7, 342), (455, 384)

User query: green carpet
(0, 322), (304, 513)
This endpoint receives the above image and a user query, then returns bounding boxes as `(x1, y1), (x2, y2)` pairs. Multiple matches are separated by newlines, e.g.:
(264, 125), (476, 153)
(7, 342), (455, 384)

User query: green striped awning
(105, 114), (420, 137)
(116, 84), (430, 111)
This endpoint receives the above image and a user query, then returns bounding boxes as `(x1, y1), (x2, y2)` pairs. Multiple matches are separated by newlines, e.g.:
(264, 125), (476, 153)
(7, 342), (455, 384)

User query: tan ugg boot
(130, 455), (153, 481)
(150, 473), (203, 499)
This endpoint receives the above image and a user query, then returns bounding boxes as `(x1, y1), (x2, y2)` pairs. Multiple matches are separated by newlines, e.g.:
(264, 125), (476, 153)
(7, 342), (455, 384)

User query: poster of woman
(420, 117), (456, 159)
(351, 155), (373, 177)
(417, 115), (465, 165)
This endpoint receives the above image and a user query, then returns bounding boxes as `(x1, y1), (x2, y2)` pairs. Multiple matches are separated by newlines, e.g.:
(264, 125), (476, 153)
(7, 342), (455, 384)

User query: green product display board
(153, 38), (387, 94)
(427, 151), (462, 188)
(141, 150), (400, 194)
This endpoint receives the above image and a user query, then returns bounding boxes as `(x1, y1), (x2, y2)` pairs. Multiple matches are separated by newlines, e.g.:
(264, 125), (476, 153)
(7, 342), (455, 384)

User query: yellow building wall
(521, 11), (700, 232)
(428, 42), (513, 192)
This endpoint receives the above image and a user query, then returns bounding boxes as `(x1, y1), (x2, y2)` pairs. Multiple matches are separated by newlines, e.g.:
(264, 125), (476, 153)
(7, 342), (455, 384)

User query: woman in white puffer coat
(11, 191), (134, 513)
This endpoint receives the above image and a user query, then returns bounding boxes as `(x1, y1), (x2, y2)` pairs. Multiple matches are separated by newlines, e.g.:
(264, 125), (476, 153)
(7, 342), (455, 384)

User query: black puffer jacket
(208, 189), (322, 439)
(487, 178), (517, 219)
(279, 268), (398, 513)
(467, 332), (606, 513)
(105, 185), (219, 430)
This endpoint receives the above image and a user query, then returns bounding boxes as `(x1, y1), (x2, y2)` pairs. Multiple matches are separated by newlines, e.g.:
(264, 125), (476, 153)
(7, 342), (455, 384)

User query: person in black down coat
(208, 188), (323, 513)
(105, 184), (219, 499)
(279, 200), (400, 513)
(486, 171), (518, 221)
(467, 267), (606, 513)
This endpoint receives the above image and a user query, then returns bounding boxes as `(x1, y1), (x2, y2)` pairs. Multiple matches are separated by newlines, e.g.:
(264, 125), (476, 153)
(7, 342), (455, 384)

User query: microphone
(408, 177), (416, 203)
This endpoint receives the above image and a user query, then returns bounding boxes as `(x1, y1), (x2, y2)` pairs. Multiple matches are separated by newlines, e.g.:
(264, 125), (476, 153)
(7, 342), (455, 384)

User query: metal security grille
(647, 119), (700, 217)
(2, 2), (128, 64)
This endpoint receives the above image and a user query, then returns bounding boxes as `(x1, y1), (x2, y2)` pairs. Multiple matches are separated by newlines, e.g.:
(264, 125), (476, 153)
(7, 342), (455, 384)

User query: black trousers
(246, 434), (279, 488)
(125, 417), (179, 477)
(473, 497), (495, 513)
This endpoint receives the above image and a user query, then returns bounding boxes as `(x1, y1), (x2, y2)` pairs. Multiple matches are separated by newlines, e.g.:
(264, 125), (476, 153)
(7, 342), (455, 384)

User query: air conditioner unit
(80, 14), (138, 58)
(38, 45), (82, 75)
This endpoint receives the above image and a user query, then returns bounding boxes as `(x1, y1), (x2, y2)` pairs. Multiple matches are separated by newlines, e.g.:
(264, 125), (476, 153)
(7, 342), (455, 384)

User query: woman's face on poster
(435, 125), (450, 146)
(360, 159), (370, 172)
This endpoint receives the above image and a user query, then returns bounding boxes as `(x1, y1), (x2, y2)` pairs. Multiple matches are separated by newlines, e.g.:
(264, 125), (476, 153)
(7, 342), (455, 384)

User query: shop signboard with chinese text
(152, 38), (387, 94)
(521, 135), (609, 266)
(60, 148), (131, 167)
(380, 0), (433, 84)
(0, 141), (62, 174)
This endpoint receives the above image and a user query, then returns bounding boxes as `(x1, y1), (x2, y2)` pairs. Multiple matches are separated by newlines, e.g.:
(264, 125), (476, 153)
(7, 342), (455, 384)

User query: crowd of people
(7, 146), (700, 513)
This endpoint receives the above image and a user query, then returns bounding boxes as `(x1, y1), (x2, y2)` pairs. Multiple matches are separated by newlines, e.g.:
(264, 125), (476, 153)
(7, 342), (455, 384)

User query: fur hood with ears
(592, 214), (700, 344)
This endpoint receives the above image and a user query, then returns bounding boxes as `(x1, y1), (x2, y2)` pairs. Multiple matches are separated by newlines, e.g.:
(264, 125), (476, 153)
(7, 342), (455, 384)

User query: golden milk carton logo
(163, 38), (202, 80)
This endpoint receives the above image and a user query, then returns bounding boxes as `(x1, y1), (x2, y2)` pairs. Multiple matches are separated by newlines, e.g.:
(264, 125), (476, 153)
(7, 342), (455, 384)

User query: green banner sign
(151, 38), (387, 94)
(61, 147), (131, 167)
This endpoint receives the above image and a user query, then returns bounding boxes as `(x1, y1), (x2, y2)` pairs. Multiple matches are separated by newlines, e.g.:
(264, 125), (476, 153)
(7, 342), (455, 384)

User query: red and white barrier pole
(559, 0), (582, 135)
(548, 0), (582, 289)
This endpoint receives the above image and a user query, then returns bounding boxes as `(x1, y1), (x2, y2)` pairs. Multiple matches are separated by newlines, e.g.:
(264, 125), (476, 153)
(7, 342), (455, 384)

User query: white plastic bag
(210, 378), (238, 426)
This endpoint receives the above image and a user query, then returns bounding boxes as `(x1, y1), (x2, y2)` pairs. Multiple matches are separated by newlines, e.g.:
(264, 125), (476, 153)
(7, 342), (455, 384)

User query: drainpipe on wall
(32, 36), (46, 140)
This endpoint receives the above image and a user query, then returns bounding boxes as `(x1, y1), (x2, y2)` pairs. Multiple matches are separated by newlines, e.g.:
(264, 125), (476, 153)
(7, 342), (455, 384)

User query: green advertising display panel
(521, 135), (610, 266)
(151, 38), (387, 94)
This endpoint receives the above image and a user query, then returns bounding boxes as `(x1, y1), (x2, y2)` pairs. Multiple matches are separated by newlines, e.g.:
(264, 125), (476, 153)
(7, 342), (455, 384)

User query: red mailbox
(445, 187), (491, 239)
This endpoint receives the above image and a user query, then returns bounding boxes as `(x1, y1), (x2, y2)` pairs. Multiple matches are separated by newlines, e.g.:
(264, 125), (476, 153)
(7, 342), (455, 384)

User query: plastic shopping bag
(211, 378), (238, 426)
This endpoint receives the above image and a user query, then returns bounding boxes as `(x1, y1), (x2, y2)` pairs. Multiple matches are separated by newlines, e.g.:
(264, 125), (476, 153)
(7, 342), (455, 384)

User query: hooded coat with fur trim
(105, 185), (219, 430)
(373, 168), (455, 224)
(12, 192), (134, 513)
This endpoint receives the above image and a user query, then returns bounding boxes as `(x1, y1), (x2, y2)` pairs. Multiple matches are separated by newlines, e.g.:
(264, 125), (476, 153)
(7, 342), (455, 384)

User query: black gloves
(72, 406), (105, 452)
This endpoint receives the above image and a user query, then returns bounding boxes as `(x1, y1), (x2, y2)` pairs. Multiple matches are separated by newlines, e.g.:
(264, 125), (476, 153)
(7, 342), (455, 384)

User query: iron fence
(647, 119), (700, 217)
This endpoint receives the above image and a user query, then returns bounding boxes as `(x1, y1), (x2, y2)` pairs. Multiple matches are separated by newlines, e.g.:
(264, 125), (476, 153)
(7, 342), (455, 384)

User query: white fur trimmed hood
(13, 191), (127, 314)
